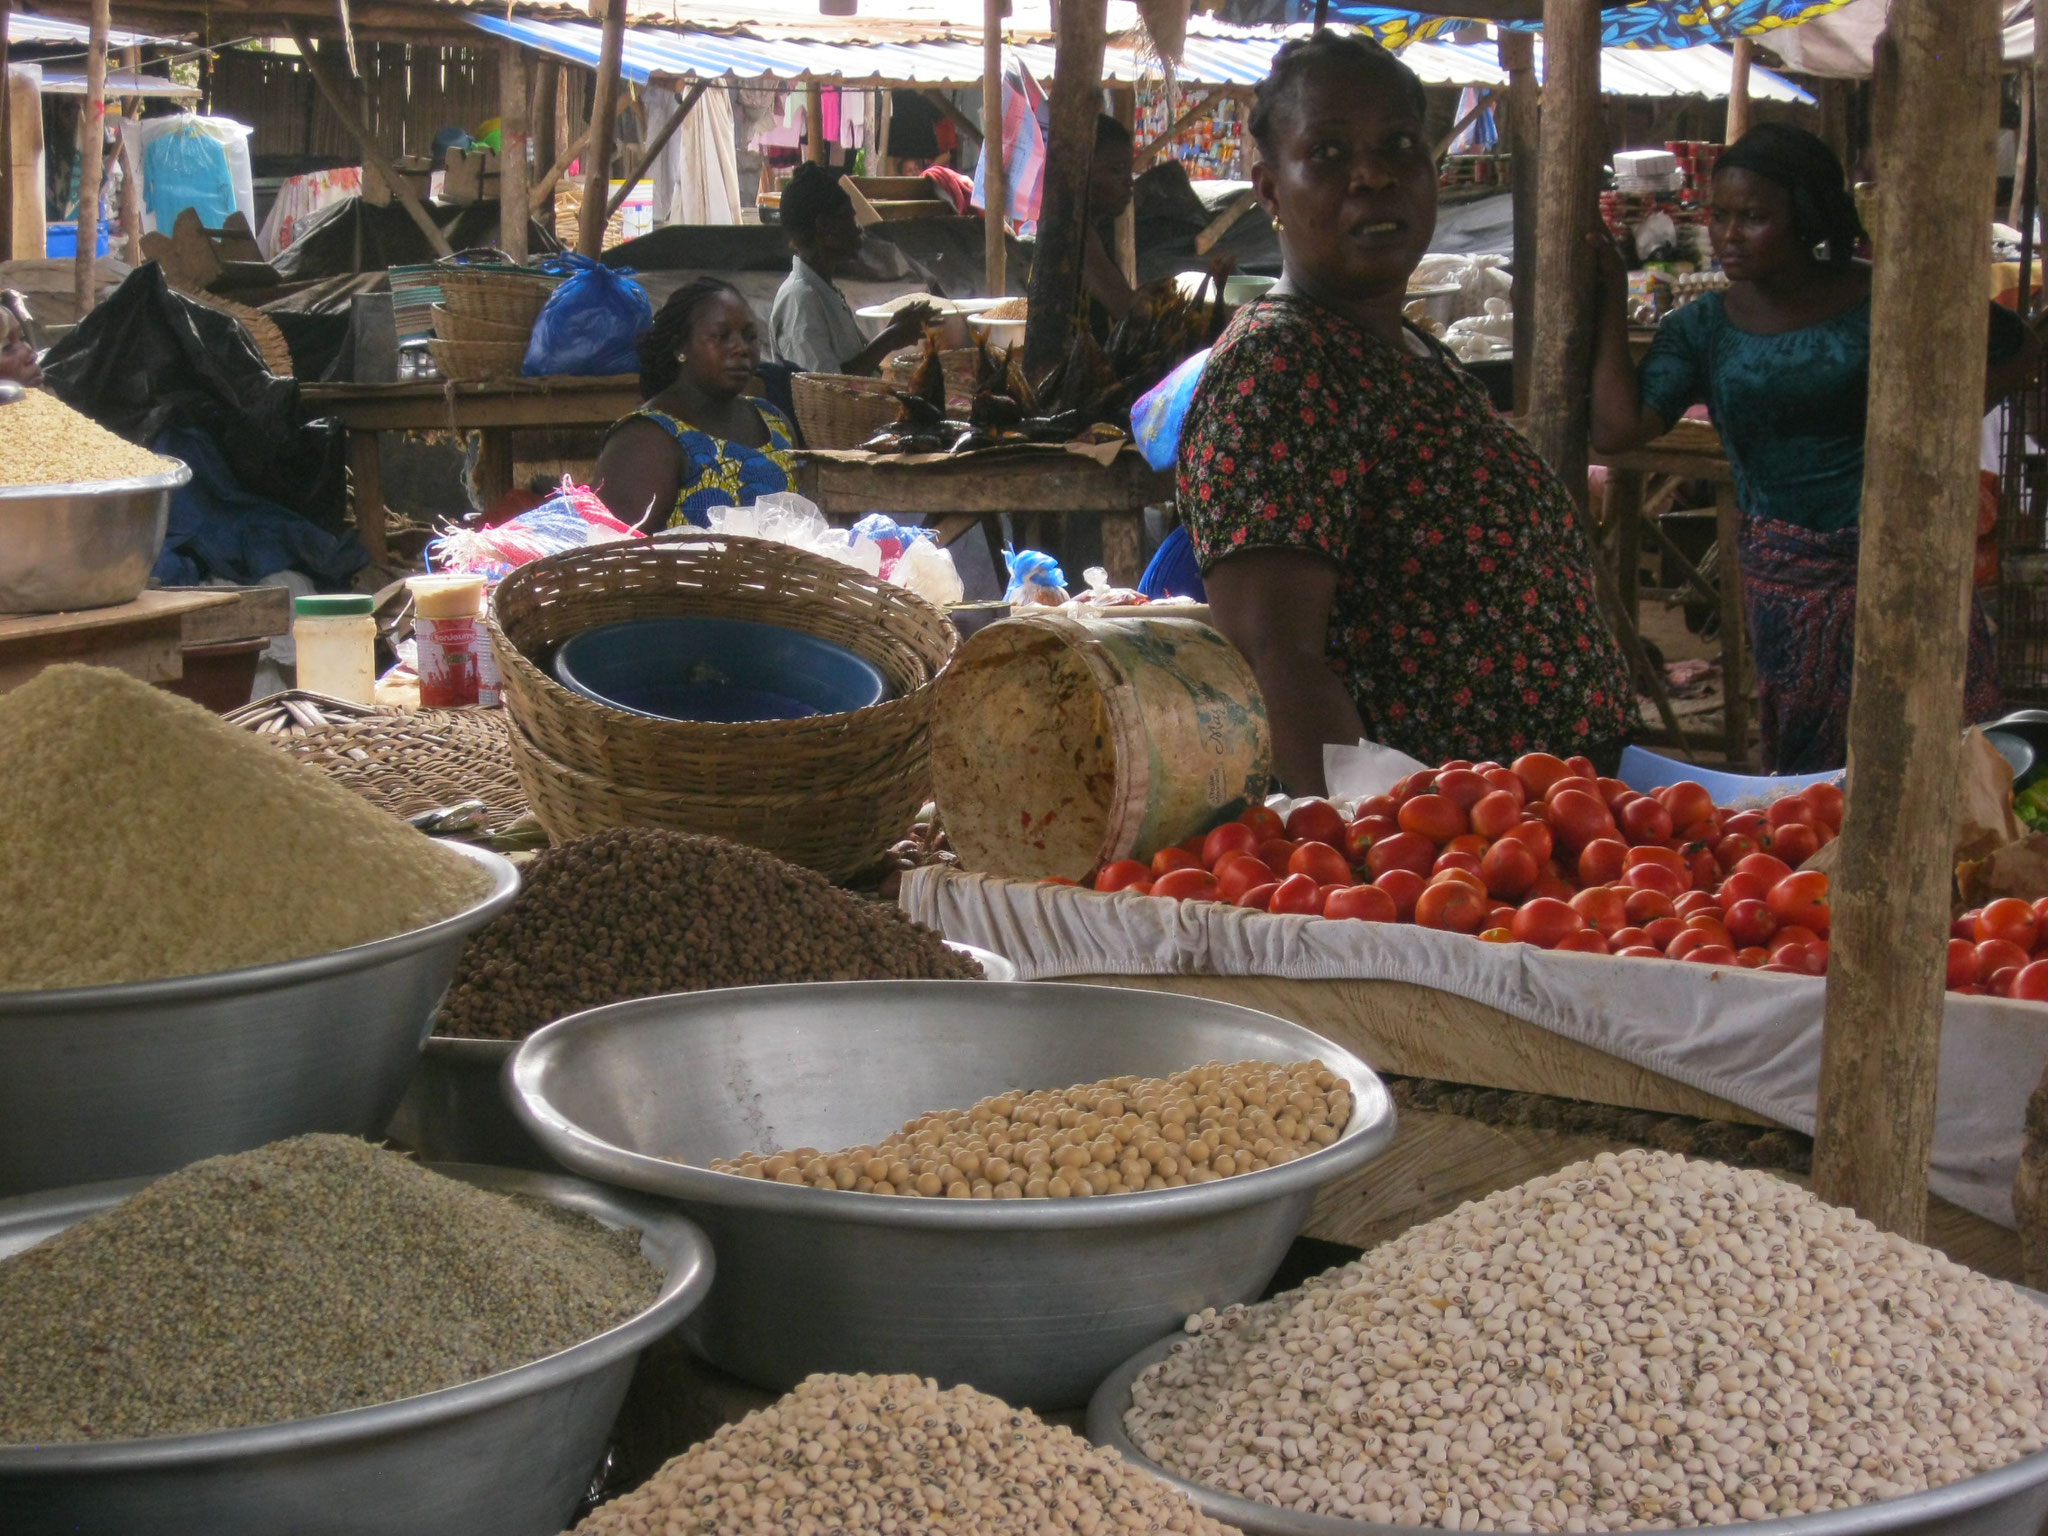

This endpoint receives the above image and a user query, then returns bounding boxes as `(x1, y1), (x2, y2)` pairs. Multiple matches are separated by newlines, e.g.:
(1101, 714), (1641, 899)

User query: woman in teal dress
(594, 278), (799, 530)
(1591, 124), (2035, 772)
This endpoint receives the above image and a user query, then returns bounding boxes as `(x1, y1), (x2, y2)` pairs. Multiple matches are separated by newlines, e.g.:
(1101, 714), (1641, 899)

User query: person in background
(1590, 122), (2036, 773)
(0, 293), (40, 389)
(593, 278), (799, 530)
(1081, 115), (1139, 326)
(770, 163), (934, 376)
(1179, 30), (1632, 794)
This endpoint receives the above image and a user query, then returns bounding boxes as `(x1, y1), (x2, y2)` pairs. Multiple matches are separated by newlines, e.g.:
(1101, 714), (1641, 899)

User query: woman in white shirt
(769, 163), (933, 375)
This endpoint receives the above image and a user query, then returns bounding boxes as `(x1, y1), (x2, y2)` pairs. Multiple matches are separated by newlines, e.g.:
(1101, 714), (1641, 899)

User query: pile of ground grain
(0, 665), (492, 989)
(0, 389), (180, 487)
(436, 827), (982, 1040)
(0, 1135), (661, 1443)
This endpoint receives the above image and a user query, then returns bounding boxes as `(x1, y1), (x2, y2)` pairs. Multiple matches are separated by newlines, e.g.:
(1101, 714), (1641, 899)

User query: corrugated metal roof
(37, 68), (202, 96)
(6, 11), (180, 48)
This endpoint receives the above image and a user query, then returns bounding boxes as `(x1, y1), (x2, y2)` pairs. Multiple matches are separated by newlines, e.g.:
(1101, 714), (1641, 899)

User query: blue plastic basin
(551, 616), (888, 723)
(1617, 746), (1843, 802)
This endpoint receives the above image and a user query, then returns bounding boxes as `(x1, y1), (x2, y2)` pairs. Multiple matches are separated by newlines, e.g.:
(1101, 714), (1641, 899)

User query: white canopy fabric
(1768, 0), (2032, 78)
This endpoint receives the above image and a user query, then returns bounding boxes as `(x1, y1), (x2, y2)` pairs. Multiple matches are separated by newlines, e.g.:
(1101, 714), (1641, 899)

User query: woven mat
(228, 692), (531, 836)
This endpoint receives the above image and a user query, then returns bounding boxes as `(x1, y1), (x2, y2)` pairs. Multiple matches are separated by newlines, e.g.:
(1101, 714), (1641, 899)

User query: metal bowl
(508, 980), (1398, 1409)
(0, 1162), (713, 1536)
(1088, 1310), (2048, 1536)
(0, 842), (520, 1197)
(0, 462), (190, 614)
(385, 943), (1018, 1171)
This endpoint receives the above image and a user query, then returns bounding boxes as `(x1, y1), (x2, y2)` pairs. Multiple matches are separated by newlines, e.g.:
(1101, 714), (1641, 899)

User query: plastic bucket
(929, 612), (1272, 882)
(45, 221), (110, 259)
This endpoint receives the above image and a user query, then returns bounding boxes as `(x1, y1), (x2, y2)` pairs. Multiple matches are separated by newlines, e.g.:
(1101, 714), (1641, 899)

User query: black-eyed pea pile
(1125, 1149), (2048, 1531)
(569, 1372), (1233, 1536)
(709, 1059), (1350, 1198)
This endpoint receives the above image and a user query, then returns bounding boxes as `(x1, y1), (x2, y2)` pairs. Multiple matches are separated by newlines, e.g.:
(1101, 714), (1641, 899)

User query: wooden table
(301, 376), (642, 567)
(792, 448), (1174, 588)
(0, 589), (236, 695)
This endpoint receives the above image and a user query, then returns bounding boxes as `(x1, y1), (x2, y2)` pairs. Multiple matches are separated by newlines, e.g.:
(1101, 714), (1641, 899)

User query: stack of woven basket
(429, 268), (554, 382)
(488, 534), (958, 882)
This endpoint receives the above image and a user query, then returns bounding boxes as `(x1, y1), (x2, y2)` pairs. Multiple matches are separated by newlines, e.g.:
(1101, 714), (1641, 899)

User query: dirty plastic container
(292, 593), (377, 704)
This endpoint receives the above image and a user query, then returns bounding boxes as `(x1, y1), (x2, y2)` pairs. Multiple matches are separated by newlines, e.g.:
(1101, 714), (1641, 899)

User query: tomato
(2012, 959), (2048, 1004)
(1512, 752), (1573, 797)
(1641, 917), (1682, 951)
(1725, 899), (1780, 949)
(1151, 847), (1200, 876)
(1268, 873), (1323, 916)
(1991, 966), (2025, 999)
(1342, 821), (1379, 865)
(1624, 888), (1677, 925)
(1682, 944), (1740, 967)
(1480, 838), (1541, 899)
(1765, 823), (1821, 866)
(1258, 839), (1301, 880)
(1433, 850), (1485, 880)
(1416, 880), (1489, 933)
(1736, 947), (1772, 969)
(1617, 797), (1675, 847)
(1954, 910), (1984, 943)
(1618, 945), (1667, 960)
(1478, 927), (1515, 944)
(1624, 844), (1687, 878)
(1673, 891), (1722, 918)
(1366, 831), (1438, 880)
(1771, 925), (1820, 955)
(1487, 903), (1518, 928)
(1716, 871), (1770, 908)
(1565, 754), (1599, 782)
(1433, 768), (1489, 812)
(1571, 838), (1622, 887)
(1354, 795), (1401, 822)
(1724, 809), (1768, 837)
(1238, 805), (1286, 842)
(1501, 820), (1555, 864)
(1441, 758), (1475, 773)
(1682, 914), (1735, 949)
(1398, 794), (1469, 845)
(1431, 867), (1488, 894)
(1390, 771), (1437, 801)
(1450, 793), (1512, 847)
(1736, 853), (1795, 889)
(1623, 862), (1686, 899)
(1610, 925), (1650, 950)
(1659, 781), (1716, 830)
(1666, 927), (1718, 961)
(1368, 869), (1422, 921)
(1533, 874), (1579, 902)
(1289, 841), (1354, 887)
(1556, 929), (1612, 955)
(1511, 897), (1586, 949)
(1766, 871), (1832, 934)
(1324, 883), (1397, 922)
(1180, 835), (1209, 859)
(1236, 882), (1279, 911)
(2032, 897), (2048, 933)
(1804, 781), (1845, 830)
(1285, 800), (1349, 847)
(1041, 877), (1079, 886)
(1570, 886), (1630, 937)
(1765, 795), (1812, 829)
(1948, 937), (1981, 989)
(1202, 822), (1263, 870)
(1713, 833), (1761, 870)
(1214, 854), (1276, 904)
(1317, 883), (1349, 909)
(1598, 777), (1634, 808)
(1976, 938), (2033, 984)
(1548, 788), (1616, 851)
(1151, 868), (1219, 901)
(1480, 767), (1528, 807)
(1977, 897), (2043, 952)
(1094, 859), (1151, 893)
(1444, 833), (1493, 860)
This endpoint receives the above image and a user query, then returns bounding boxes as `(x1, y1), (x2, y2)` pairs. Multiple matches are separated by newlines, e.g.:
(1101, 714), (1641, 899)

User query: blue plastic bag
(523, 255), (653, 379)
(1130, 347), (1211, 472)
(144, 124), (237, 233)
(1003, 547), (1068, 606)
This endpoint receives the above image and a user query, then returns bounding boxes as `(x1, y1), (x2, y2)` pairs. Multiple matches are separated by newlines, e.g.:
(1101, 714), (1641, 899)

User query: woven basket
(438, 269), (554, 330)
(791, 371), (904, 450)
(429, 337), (529, 382)
(431, 303), (532, 345)
(488, 534), (957, 880)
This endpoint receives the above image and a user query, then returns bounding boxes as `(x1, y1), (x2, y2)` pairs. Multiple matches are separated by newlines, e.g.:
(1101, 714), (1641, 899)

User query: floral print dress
(616, 402), (801, 529)
(1179, 294), (1633, 765)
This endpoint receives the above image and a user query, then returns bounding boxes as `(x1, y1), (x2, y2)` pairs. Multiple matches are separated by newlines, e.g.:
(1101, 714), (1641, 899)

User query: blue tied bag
(1130, 347), (1211, 472)
(522, 255), (653, 379)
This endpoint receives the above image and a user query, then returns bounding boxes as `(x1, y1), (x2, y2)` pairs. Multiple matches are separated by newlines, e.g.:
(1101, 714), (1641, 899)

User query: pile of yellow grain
(0, 389), (179, 488)
(980, 296), (1029, 320)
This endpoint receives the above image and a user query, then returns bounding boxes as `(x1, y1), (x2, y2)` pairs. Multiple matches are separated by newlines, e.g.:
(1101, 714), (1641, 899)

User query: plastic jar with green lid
(293, 593), (377, 704)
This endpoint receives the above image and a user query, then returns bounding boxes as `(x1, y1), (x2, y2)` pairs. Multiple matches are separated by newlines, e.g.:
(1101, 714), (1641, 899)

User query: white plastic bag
(894, 538), (964, 607)
(702, 492), (884, 576)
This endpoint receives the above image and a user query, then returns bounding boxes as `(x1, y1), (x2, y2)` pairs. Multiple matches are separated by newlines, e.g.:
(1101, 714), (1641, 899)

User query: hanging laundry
(970, 56), (1049, 233)
(648, 84), (742, 226)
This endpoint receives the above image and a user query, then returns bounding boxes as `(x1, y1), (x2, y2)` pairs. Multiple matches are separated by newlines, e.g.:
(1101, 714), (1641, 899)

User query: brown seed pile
(0, 665), (492, 990)
(435, 827), (981, 1040)
(979, 296), (1029, 320)
(571, 1372), (1233, 1536)
(711, 1058), (1350, 1198)
(0, 387), (179, 486)
(0, 1135), (661, 1444)
(1125, 1149), (2048, 1531)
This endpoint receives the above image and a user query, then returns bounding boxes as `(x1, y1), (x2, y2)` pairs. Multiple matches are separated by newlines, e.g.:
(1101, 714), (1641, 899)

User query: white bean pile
(1125, 1150), (2048, 1531)
(571, 1372), (1233, 1536)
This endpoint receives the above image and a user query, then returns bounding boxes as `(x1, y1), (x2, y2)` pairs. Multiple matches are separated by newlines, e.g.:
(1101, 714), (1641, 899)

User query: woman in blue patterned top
(594, 278), (800, 530)
(1591, 124), (2036, 773)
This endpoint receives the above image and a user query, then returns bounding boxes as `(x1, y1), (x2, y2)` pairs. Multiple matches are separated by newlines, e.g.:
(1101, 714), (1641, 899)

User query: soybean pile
(0, 665), (491, 990)
(570, 1372), (1233, 1536)
(1124, 1149), (2048, 1531)
(435, 827), (980, 1041)
(711, 1058), (1350, 1199)
(0, 1136), (661, 1444)
(0, 387), (178, 487)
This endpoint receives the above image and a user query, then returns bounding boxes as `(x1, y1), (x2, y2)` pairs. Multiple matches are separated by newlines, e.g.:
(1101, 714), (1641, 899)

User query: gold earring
(676, 351), (688, 363)
(1272, 217), (1284, 234)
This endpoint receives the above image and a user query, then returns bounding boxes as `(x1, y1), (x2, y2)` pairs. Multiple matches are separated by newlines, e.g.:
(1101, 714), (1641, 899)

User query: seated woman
(1179, 30), (1633, 794)
(769, 162), (933, 376)
(593, 278), (800, 530)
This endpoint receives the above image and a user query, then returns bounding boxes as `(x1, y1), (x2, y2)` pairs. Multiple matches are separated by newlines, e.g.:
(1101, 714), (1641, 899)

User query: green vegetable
(2016, 779), (2048, 834)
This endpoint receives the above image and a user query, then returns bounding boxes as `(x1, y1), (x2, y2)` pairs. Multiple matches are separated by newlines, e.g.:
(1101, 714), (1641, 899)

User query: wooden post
(499, 39), (530, 262)
(578, 0), (627, 257)
(1023, 0), (1109, 375)
(804, 80), (825, 166)
(2015, 70), (2035, 233)
(1524, 0), (1600, 488)
(1500, 29), (1537, 416)
(1811, 0), (2003, 1242)
(1724, 37), (1754, 145)
(982, 0), (1007, 294)
(530, 121), (594, 216)
(118, 43), (141, 266)
(1819, 75), (1852, 167)
(289, 22), (453, 259)
(1110, 83), (1136, 286)
(73, 0), (109, 319)
(607, 80), (704, 220)
(1, 0), (14, 262)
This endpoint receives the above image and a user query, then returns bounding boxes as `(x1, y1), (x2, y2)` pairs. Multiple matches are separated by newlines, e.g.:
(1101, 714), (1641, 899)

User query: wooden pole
(1110, 83), (1136, 286)
(1500, 29), (1538, 416)
(1724, 37), (1754, 145)
(530, 120), (594, 215)
(118, 43), (141, 266)
(804, 80), (825, 166)
(578, 0), (627, 257)
(1023, 0), (1109, 375)
(1819, 76), (1852, 167)
(1, 0), (14, 263)
(2015, 70), (2033, 234)
(982, 0), (1006, 294)
(1811, 0), (2003, 1242)
(607, 79), (704, 220)
(74, 0), (109, 319)
(1525, 0), (1600, 487)
(499, 38), (530, 262)
(288, 22), (453, 258)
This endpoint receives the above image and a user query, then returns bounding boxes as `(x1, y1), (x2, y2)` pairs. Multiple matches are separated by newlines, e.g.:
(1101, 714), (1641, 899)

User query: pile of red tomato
(1088, 750), (1868, 981)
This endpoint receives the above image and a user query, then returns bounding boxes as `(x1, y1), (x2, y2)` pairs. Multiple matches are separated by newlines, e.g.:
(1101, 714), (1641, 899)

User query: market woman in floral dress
(1180, 30), (1632, 794)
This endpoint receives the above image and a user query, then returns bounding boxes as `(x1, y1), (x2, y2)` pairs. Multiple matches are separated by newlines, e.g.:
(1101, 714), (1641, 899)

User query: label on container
(417, 615), (481, 708)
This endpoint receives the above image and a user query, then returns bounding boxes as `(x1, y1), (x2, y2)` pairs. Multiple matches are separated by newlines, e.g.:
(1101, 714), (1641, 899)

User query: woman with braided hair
(592, 277), (799, 530)
(1592, 122), (2038, 772)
